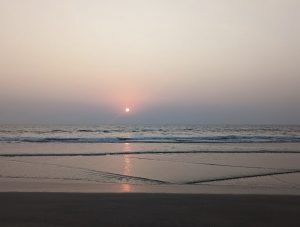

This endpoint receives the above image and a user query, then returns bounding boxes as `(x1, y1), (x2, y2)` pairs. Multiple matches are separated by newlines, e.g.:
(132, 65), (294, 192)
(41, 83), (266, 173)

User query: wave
(2, 163), (299, 186)
(185, 169), (300, 184)
(1, 135), (300, 143)
(2, 158), (168, 184)
(129, 157), (292, 170)
(1, 150), (300, 157)
(0, 174), (167, 184)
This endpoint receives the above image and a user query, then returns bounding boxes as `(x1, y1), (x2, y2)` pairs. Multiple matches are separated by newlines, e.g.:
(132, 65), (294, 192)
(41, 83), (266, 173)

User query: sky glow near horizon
(0, 0), (300, 124)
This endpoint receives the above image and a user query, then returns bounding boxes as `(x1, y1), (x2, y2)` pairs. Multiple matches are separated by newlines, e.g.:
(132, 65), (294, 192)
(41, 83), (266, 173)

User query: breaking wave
(1, 135), (300, 143)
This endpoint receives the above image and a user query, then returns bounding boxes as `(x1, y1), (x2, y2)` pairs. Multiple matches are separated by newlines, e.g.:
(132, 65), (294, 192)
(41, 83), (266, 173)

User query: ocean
(0, 124), (300, 193)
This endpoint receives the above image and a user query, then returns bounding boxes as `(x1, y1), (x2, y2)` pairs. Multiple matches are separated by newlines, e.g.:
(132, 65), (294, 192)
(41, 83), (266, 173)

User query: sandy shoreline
(1, 178), (300, 195)
(0, 192), (299, 227)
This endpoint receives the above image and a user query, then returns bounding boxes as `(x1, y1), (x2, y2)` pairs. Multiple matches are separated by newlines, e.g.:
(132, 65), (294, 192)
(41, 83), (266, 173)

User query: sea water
(0, 124), (300, 192)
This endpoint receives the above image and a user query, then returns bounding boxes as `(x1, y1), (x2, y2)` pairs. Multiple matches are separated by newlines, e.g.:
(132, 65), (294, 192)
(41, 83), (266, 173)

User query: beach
(0, 125), (300, 226)
(0, 177), (300, 226)
(0, 193), (299, 227)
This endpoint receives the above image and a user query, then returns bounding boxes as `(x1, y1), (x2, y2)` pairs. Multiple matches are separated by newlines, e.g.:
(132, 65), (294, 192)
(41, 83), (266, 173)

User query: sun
(125, 107), (130, 113)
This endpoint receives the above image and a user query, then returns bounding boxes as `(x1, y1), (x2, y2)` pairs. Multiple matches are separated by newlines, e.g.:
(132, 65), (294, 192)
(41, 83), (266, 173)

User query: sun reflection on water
(121, 143), (132, 192)
(121, 183), (131, 192)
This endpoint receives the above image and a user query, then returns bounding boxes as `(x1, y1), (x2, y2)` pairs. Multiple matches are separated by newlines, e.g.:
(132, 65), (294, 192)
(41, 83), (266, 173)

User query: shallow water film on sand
(0, 125), (300, 193)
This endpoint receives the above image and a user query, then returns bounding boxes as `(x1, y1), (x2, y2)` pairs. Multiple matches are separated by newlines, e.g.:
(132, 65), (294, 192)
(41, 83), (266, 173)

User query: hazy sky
(0, 0), (300, 124)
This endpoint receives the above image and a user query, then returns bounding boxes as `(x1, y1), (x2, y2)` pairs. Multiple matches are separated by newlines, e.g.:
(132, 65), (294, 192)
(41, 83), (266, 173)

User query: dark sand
(0, 193), (299, 227)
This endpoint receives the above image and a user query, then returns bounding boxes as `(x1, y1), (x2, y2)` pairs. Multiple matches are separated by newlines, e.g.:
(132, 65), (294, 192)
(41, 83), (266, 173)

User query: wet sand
(0, 193), (299, 227)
